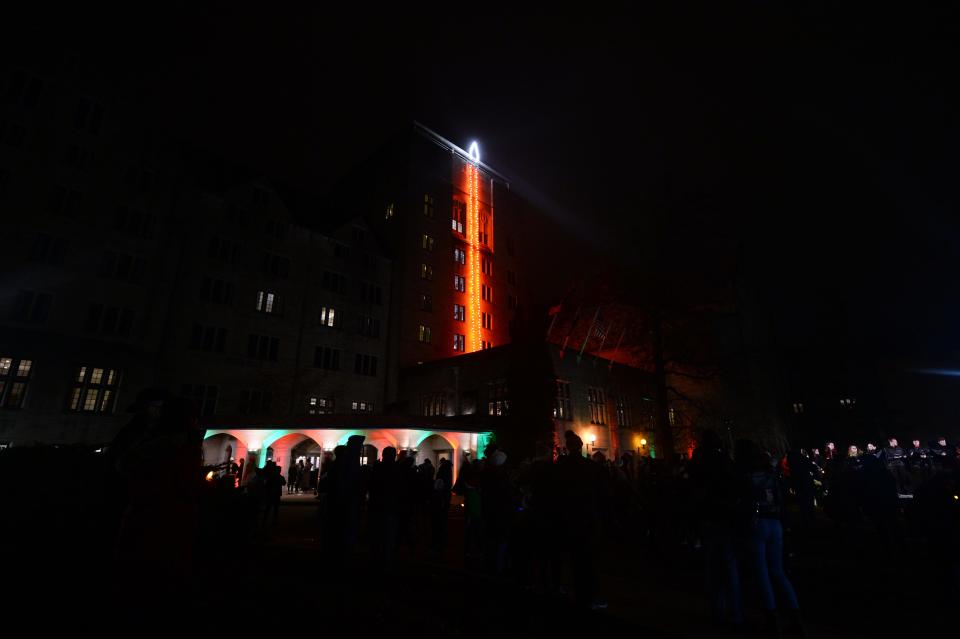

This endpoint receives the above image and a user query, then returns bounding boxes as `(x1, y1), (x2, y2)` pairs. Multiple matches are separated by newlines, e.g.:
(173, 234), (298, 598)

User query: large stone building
(2, 56), (659, 479)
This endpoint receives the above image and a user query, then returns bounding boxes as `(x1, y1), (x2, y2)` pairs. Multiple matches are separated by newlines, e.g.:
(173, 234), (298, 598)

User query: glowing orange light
(467, 161), (482, 352)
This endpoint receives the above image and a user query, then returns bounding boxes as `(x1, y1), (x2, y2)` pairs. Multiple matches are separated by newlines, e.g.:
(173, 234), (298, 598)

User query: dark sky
(15, 3), (960, 363)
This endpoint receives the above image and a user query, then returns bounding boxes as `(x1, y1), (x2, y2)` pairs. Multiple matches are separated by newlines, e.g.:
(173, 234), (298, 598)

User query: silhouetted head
(333, 445), (347, 460)
(564, 430), (583, 454)
(489, 450), (507, 466)
(699, 429), (722, 450)
(382, 446), (397, 463)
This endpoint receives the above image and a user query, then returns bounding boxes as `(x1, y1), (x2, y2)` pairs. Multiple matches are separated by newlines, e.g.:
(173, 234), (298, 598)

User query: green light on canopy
(476, 432), (493, 459)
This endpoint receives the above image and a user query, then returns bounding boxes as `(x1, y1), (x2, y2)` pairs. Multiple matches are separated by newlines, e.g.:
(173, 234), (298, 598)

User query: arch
(413, 431), (457, 451)
(202, 432), (241, 466)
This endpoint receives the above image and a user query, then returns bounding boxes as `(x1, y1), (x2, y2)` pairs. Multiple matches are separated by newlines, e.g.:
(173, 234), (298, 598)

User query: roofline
(412, 121), (512, 188)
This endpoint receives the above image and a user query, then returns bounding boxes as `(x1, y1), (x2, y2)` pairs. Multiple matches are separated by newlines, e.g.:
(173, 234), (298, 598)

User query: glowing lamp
(640, 438), (647, 447)
(205, 471), (215, 481)
(588, 434), (597, 444)
(248, 440), (261, 452)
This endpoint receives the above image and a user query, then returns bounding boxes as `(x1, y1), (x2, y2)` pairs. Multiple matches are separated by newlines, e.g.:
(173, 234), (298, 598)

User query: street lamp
(587, 433), (597, 454)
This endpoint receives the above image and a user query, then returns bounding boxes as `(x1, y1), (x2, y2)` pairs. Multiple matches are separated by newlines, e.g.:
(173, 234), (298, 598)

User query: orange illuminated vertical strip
(467, 162), (482, 352)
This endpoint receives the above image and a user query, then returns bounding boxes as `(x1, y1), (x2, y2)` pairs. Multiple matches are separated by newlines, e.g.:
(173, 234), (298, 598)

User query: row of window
(182, 386), (377, 417)
(551, 382), (634, 427)
(0, 357), (118, 413)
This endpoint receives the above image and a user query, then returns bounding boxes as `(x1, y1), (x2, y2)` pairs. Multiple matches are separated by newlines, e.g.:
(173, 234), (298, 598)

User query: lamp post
(587, 434), (597, 455)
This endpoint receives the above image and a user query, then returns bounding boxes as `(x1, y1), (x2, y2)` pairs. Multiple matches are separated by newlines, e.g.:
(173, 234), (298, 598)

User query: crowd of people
(96, 389), (959, 635)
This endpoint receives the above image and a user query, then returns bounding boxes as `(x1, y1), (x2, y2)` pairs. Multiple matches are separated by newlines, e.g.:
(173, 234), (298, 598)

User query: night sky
(12, 4), (960, 402)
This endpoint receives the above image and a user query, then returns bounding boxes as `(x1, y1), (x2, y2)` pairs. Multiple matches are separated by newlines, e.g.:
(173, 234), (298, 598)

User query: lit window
(420, 263), (433, 280)
(454, 247), (466, 264)
(453, 304), (465, 322)
(553, 380), (573, 420)
(256, 291), (277, 314)
(487, 380), (509, 416)
(307, 396), (334, 415)
(793, 402), (804, 414)
(454, 275), (465, 292)
(668, 407), (677, 426)
(385, 203), (395, 219)
(418, 325), (432, 343)
(588, 388), (607, 425)
(68, 365), (120, 413)
(422, 234), (434, 251)
(454, 334), (465, 352)
(319, 306), (337, 328)
(615, 396), (631, 427)
(351, 400), (374, 413)
(423, 194), (434, 218)
(0, 357), (33, 409)
(451, 200), (465, 233)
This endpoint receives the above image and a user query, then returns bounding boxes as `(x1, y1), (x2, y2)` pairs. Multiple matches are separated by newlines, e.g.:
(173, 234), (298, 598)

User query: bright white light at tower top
(468, 141), (480, 163)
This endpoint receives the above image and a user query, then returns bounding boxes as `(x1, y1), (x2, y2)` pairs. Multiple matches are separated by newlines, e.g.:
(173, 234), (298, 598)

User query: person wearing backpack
(736, 440), (804, 638)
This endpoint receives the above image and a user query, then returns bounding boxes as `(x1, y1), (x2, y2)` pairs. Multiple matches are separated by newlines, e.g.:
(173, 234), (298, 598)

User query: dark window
(421, 393), (446, 417)
(99, 251), (146, 283)
(423, 193), (435, 218)
(182, 384), (219, 417)
(322, 270), (347, 294)
(67, 365), (120, 413)
(208, 237), (241, 264)
(201, 277), (236, 305)
(359, 315), (380, 338)
(313, 346), (341, 371)
(115, 206), (156, 239)
(247, 334), (279, 361)
(420, 264), (433, 280)
(359, 282), (382, 305)
(261, 252), (291, 278)
(49, 184), (83, 216)
(11, 290), (52, 324)
(507, 270), (516, 285)
(239, 389), (273, 415)
(508, 295), (517, 310)
(74, 97), (105, 135)
(7, 70), (43, 108)
(420, 294), (432, 312)
(29, 233), (67, 265)
(123, 165), (155, 193)
(84, 304), (133, 337)
(615, 395), (631, 427)
(353, 354), (378, 377)
(190, 324), (227, 353)
(482, 284), (492, 302)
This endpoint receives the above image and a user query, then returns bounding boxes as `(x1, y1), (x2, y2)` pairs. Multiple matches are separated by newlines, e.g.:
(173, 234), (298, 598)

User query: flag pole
(577, 306), (601, 364)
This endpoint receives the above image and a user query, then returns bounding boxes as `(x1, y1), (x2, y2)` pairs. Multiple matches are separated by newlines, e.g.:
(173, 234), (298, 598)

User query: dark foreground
(6, 491), (955, 637)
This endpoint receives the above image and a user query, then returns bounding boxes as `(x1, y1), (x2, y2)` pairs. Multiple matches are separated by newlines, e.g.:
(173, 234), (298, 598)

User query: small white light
(467, 141), (480, 163)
